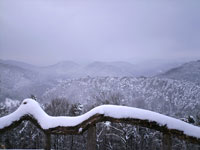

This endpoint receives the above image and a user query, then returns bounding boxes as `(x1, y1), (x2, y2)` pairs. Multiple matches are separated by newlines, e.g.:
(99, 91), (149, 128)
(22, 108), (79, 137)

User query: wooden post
(44, 133), (51, 150)
(162, 133), (172, 150)
(87, 125), (96, 150)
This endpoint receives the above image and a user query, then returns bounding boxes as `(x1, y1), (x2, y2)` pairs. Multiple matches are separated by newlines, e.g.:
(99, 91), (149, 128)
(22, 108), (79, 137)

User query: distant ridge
(1, 59), (197, 101)
(158, 60), (200, 84)
(0, 59), (38, 70)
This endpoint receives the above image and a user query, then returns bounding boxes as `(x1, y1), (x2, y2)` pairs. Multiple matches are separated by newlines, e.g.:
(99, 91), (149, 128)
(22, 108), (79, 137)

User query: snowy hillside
(1, 59), (199, 109)
(0, 63), (56, 101)
(43, 76), (200, 117)
(158, 60), (200, 84)
(1, 60), (200, 149)
(0, 63), (37, 100)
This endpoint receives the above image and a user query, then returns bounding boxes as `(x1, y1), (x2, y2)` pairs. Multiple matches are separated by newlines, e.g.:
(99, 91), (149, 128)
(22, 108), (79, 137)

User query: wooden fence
(0, 99), (200, 150)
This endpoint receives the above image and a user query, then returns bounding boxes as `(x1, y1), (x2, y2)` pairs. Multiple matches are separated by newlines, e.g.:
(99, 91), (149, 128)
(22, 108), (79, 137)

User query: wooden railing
(0, 99), (200, 150)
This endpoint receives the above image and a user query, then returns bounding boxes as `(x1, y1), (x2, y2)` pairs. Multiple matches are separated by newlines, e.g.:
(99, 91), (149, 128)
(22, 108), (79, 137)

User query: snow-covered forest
(1, 0), (200, 149)
(1, 60), (200, 149)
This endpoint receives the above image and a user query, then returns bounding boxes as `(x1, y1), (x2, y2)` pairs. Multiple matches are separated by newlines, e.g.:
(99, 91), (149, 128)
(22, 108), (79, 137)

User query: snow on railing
(0, 98), (200, 150)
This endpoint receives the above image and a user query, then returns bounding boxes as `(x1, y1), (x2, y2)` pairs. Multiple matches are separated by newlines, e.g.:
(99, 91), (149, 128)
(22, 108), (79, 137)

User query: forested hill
(0, 62), (56, 101)
(1, 59), (200, 110)
(43, 76), (200, 117)
(1, 60), (200, 149)
(158, 60), (200, 84)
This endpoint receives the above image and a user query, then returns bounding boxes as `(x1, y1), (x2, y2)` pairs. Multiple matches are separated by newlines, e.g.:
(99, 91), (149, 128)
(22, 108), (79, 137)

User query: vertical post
(162, 133), (172, 150)
(44, 132), (51, 150)
(87, 125), (96, 150)
(70, 135), (74, 150)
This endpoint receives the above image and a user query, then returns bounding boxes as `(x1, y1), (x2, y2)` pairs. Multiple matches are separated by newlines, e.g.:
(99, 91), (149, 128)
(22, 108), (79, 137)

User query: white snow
(0, 98), (200, 139)
(5, 98), (20, 108)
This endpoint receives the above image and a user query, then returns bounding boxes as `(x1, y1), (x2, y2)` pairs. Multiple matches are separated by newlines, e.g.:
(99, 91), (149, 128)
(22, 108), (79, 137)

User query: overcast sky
(0, 0), (200, 65)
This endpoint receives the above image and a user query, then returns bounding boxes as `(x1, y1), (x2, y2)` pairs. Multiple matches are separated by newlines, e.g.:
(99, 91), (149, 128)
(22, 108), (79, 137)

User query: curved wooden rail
(0, 98), (200, 149)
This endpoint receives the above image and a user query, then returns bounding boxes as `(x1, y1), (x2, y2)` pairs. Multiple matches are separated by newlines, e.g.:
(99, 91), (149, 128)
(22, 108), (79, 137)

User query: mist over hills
(0, 59), (187, 77)
(158, 60), (200, 84)
(0, 61), (56, 101)
(0, 59), (199, 103)
(0, 59), (37, 70)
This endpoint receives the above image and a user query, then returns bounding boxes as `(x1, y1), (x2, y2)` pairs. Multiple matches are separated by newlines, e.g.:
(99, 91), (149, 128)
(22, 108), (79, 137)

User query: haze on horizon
(0, 0), (200, 66)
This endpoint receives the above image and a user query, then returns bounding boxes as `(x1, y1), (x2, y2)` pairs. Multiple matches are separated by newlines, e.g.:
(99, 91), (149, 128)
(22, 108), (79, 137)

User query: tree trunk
(70, 135), (74, 150)
(140, 133), (144, 150)
(87, 125), (96, 150)
(44, 133), (51, 150)
(162, 133), (172, 150)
